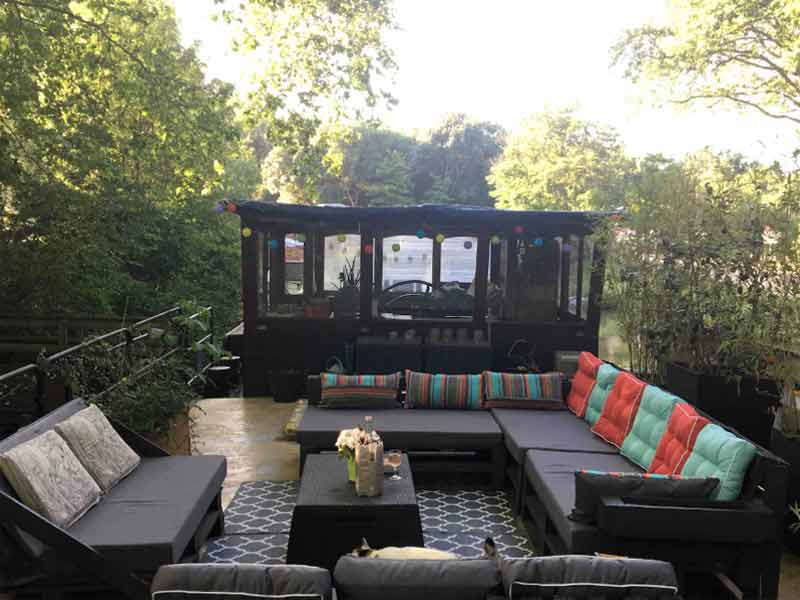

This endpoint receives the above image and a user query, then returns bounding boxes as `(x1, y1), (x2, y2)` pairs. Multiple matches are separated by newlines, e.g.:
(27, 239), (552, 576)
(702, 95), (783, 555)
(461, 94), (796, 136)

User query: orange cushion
(649, 403), (710, 474)
(591, 372), (646, 448)
(566, 352), (604, 417)
(647, 402), (711, 475)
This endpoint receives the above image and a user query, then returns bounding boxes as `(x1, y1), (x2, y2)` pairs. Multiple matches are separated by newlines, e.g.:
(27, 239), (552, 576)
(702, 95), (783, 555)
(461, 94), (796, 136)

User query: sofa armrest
(151, 563), (332, 600)
(597, 496), (777, 544)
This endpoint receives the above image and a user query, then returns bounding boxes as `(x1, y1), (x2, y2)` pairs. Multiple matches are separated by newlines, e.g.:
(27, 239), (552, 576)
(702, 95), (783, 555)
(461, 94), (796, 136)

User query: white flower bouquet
(335, 426), (379, 459)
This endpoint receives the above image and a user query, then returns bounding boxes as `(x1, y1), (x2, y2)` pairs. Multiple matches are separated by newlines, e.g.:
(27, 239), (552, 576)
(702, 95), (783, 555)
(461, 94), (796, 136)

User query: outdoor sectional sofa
(298, 358), (789, 599)
(0, 398), (226, 599)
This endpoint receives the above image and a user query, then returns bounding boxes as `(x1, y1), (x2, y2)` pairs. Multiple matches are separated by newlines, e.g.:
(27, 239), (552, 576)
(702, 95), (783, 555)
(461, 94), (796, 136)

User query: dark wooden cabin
(227, 202), (612, 396)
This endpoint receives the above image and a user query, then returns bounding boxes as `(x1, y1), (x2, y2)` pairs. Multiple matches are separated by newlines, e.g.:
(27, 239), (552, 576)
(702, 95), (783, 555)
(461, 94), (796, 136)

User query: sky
(172, 0), (799, 166)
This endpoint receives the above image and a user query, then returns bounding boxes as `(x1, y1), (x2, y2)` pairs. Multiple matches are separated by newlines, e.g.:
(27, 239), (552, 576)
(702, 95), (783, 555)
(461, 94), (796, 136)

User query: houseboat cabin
(228, 202), (611, 396)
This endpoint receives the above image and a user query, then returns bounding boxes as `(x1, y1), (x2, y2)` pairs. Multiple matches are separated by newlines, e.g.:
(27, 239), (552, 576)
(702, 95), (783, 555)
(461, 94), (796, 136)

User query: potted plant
(608, 153), (800, 448)
(332, 257), (360, 318)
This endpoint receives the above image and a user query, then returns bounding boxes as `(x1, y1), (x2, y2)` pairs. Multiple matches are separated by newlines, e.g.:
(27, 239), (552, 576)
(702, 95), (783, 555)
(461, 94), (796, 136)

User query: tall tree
(414, 114), (506, 206)
(613, 0), (800, 125)
(217, 0), (398, 186)
(488, 109), (632, 211)
(319, 127), (416, 207)
(0, 0), (240, 318)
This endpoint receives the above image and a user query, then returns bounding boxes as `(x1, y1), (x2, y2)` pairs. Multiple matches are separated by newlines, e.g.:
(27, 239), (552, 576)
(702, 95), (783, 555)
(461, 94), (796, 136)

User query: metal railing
(0, 305), (214, 428)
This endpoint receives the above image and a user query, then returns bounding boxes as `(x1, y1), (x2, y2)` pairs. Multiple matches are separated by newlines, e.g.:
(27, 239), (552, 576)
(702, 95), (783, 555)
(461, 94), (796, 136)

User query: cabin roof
(235, 202), (615, 234)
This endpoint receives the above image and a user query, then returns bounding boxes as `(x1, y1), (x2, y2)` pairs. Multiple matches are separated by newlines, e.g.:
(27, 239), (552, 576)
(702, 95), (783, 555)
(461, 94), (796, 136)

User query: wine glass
(386, 450), (402, 481)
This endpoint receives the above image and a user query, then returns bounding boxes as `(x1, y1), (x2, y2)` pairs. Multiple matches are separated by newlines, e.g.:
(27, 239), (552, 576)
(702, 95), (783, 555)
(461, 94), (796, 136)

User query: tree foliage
(217, 0), (398, 182)
(414, 114), (506, 206)
(264, 114), (506, 206)
(489, 109), (632, 211)
(613, 0), (800, 125)
(0, 0), (250, 328)
(609, 150), (800, 387)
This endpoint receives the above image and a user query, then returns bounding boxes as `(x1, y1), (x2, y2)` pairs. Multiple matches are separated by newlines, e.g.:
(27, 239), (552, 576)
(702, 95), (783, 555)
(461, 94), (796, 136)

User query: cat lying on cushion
(352, 537), (497, 561)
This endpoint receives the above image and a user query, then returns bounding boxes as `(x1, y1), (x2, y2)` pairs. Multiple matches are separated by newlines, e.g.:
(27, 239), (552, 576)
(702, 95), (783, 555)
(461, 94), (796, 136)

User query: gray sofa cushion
(151, 563), (332, 599)
(55, 404), (140, 492)
(298, 407), (502, 450)
(523, 450), (642, 553)
(492, 410), (618, 463)
(0, 430), (102, 529)
(67, 455), (226, 572)
(333, 555), (501, 600)
(501, 555), (679, 599)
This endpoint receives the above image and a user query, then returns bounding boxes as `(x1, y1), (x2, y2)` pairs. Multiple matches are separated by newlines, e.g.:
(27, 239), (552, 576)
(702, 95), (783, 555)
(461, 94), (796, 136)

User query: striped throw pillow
(320, 372), (400, 408)
(482, 371), (564, 409)
(405, 371), (483, 410)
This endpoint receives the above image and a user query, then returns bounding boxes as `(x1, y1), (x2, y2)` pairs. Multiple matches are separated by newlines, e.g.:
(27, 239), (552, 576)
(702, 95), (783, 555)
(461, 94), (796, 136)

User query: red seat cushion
(566, 352), (604, 417)
(648, 402), (710, 474)
(590, 372), (646, 448)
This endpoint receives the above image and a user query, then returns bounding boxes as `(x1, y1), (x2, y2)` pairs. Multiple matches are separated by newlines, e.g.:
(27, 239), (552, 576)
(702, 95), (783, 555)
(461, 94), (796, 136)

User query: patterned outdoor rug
(203, 481), (534, 564)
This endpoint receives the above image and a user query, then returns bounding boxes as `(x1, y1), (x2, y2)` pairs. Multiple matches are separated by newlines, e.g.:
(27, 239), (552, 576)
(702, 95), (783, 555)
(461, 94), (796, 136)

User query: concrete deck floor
(192, 395), (800, 599)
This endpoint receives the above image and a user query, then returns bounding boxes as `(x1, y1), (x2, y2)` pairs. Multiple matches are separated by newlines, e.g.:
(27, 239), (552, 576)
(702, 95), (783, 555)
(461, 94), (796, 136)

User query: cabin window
(378, 235), (433, 319)
(323, 234), (360, 292)
(284, 233), (304, 295)
(381, 236), (433, 291)
(441, 236), (477, 286)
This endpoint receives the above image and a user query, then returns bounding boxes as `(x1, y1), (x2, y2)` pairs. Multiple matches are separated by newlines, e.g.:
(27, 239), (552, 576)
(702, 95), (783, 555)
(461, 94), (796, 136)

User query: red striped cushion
(405, 370), (483, 410)
(482, 371), (563, 409)
(320, 372), (400, 408)
(566, 352), (603, 417)
(649, 403), (710, 475)
(591, 372), (646, 448)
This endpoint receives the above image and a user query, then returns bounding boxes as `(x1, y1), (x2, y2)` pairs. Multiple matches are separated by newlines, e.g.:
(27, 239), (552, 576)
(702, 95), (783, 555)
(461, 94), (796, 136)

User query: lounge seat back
(566, 352), (603, 417)
(151, 563), (332, 599)
(620, 386), (681, 469)
(680, 423), (758, 501)
(501, 555), (679, 599)
(583, 364), (620, 427)
(333, 555), (501, 600)
(591, 372), (646, 448)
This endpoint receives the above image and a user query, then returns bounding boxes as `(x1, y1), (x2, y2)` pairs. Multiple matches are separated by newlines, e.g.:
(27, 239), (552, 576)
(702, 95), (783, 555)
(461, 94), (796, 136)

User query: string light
(226, 202), (237, 213)
(435, 233), (445, 243)
(514, 225), (524, 234)
(416, 230), (425, 239)
(392, 243), (401, 252)
(491, 235), (501, 245)
(241, 227), (252, 238)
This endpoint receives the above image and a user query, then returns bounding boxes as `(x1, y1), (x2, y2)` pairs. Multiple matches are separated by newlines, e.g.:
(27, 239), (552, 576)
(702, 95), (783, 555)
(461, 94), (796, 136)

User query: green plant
(608, 152), (800, 406)
(336, 257), (361, 289)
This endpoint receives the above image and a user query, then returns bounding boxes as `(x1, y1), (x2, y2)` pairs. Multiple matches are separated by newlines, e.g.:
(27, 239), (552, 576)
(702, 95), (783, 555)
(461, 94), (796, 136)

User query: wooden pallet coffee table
(286, 453), (424, 570)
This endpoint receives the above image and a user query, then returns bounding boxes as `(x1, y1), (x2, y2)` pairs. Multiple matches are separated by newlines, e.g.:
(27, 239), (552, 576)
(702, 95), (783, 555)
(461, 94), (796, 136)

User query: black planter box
(424, 342), (492, 374)
(666, 361), (779, 449)
(355, 336), (422, 374)
(269, 371), (305, 403)
(772, 428), (800, 504)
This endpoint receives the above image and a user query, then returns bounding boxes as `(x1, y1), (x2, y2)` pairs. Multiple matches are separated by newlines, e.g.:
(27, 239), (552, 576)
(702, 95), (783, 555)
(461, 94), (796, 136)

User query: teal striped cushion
(405, 370), (483, 410)
(482, 371), (563, 408)
(584, 364), (621, 426)
(680, 424), (757, 501)
(320, 372), (400, 408)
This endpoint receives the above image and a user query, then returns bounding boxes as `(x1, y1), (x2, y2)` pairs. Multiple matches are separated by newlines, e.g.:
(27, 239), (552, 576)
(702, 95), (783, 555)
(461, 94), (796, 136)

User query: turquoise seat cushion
(680, 424), (757, 501)
(620, 386), (681, 469)
(584, 364), (620, 427)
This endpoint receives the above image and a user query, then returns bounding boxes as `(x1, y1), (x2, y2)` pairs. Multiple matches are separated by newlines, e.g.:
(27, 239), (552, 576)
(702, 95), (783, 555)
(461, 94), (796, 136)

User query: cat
(352, 537), (498, 561)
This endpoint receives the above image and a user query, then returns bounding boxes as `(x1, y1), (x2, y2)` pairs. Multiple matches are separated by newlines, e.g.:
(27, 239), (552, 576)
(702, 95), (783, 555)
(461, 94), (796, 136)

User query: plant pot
(772, 428), (800, 504)
(332, 287), (359, 319)
(269, 371), (303, 403)
(346, 455), (356, 482)
(666, 361), (779, 448)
